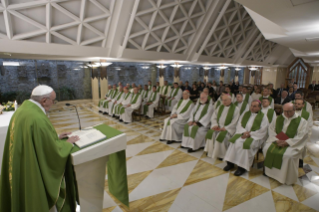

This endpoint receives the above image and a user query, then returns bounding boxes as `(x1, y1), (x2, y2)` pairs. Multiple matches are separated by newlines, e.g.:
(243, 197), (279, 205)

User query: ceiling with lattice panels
(124, 0), (212, 54)
(0, 0), (115, 47)
(244, 33), (277, 62)
(199, 0), (256, 59)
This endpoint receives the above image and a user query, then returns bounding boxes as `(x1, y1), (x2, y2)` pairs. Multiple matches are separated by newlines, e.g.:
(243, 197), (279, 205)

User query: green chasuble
(161, 86), (169, 95)
(115, 92), (131, 114)
(166, 88), (179, 106)
(229, 111), (264, 149)
(184, 102), (209, 139)
(243, 93), (250, 103)
(0, 100), (77, 212)
(234, 101), (248, 115)
(259, 96), (273, 105)
(206, 103), (236, 142)
(264, 115), (301, 169)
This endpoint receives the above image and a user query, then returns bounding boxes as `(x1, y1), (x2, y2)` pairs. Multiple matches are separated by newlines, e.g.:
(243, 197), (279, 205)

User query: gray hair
(31, 93), (51, 103)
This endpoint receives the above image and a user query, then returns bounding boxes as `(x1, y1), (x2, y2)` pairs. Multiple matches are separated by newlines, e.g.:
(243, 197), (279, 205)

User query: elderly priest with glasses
(263, 102), (308, 185)
(160, 90), (194, 144)
(0, 85), (80, 212)
(223, 100), (269, 176)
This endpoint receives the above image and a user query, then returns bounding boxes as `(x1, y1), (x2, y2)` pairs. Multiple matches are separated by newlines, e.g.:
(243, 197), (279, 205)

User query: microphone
(65, 103), (82, 130)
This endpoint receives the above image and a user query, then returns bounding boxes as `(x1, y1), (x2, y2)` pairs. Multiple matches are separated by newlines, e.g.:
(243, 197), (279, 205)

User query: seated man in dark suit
(268, 83), (277, 99)
(308, 80), (316, 91)
(276, 83), (286, 98)
(184, 81), (192, 92)
(275, 90), (291, 105)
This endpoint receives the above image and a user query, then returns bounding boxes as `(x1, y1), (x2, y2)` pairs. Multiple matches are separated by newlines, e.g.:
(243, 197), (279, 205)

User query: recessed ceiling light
(3, 61), (20, 66)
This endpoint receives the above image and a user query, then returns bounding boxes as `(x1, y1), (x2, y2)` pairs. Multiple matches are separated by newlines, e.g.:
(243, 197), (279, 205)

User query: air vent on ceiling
(305, 37), (319, 42)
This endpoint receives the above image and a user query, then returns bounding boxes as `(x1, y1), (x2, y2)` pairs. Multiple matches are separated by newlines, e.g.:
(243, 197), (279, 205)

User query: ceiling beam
(237, 32), (263, 64)
(189, 0), (231, 62)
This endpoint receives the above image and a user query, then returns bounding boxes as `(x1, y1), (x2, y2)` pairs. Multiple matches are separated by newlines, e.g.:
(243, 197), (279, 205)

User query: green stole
(120, 93), (140, 114)
(143, 91), (158, 115)
(301, 109), (310, 120)
(259, 96), (273, 105)
(142, 90), (149, 99)
(243, 93), (250, 103)
(265, 108), (275, 123)
(216, 100), (221, 108)
(206, 103), (236, 142)
(167, 100), (193, 126)
(184, 102), (209, 139)
(103, 90), (117, 108)
(116, 92), (131, 114)
(235, 101), (248, 115)
(162, 86), (169, 95)
(166, 88), (179, 106)
(229, 111), (264, 149)
(264, 115), (301, 169)
(156, 87), (160, 92)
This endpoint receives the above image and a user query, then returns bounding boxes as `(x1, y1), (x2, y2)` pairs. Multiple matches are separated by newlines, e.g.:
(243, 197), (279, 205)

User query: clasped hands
(59, 132), (80, 144)
(241, 131), (251, 139)
(188, 121), (197, 126)
(211, 126), (226, 131)
(275, 140), (289, 147)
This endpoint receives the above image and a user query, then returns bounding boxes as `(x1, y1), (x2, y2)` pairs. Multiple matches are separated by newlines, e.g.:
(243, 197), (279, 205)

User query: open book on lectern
(71, 128), (107, 148)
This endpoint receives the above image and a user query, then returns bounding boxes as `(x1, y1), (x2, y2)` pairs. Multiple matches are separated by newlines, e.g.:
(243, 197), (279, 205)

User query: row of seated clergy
(141, 86), (160, 118)
(161, 91), (311, 185)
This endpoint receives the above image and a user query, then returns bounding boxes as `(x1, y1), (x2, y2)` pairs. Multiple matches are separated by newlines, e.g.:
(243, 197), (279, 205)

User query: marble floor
(48, 102), (319, 212)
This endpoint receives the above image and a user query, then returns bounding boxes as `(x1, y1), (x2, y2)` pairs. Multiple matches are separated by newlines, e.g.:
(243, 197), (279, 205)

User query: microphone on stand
(65, 103), (82, 130)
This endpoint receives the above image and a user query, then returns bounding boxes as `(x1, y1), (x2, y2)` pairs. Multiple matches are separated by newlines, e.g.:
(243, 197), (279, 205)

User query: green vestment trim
(244, 93), (250, 103)
(229, 111), (264, 149)
(167, 100), (193, 126)
(205, 104), (236, 142)
(184, 102), (209, 139)
(235, 101), (248, 115)
(143, 92), (158, 115)
(266, 108), (275, 123)
(264, 115), (301, 169)
(167, 88), (179, 107)
(301, 109), (310, 120)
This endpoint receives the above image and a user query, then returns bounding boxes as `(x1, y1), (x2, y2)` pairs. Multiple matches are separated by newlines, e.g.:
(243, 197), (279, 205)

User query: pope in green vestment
(0, 85), (79, 212)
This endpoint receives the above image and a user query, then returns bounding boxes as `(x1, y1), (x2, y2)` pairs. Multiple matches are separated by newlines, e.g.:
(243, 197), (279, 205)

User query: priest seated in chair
(98, 85), (112, 112)
(108, 86), (124, 117)
(141, 86), (160, 118)
(119, 87), (142, 124)
(181, 92), (214, 153)
(263, 102), (308, 185)
(160, 90), (194, 145)
(113, 86), (132, 118)
(165, 82), (182, 112)
(234, 93), (249, 116)
(205, 92), (240, 160)
(261, 98), (276, 126)
(223, 100), (269, 176)
(102, 84), (118, 114)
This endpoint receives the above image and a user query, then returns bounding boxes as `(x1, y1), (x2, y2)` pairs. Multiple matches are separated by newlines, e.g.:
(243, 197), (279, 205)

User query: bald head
(283, 102), (295, 118)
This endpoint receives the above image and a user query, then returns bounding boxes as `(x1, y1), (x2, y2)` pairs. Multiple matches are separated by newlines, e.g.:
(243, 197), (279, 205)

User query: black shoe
(218, 158), (223, 161)
(112, 115), (115, 118)
(167, 140), (174, 144)
(299, 159), (303, 168)
(119, 119), (123, 122)
(188, 149), (196, 153)
(103, 112), (107, 115)
(180, 146), (186, 149)
(223, 162), (234, 171)
(124, 122), (128, 124)
(98, 110), (102, 113)
(159, 139), (166, 142)
(234, 167), (246, 176)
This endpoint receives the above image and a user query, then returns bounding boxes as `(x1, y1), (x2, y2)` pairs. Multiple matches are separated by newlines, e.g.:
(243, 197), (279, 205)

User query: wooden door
(286, 58), (310, 88)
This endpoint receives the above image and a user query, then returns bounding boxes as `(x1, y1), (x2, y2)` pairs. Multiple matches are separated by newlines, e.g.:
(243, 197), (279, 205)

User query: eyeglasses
(46, 97), (58, 104)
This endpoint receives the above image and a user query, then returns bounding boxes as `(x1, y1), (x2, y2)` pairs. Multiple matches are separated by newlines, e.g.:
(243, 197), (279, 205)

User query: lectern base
(73, 156), (108, 212)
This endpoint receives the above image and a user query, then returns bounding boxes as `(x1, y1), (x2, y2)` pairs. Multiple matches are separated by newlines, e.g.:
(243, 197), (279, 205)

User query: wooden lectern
(71, 133), (127, 212)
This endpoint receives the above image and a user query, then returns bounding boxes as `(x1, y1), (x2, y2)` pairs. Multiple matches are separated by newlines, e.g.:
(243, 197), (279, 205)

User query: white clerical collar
(263, 95), (269, 98)
(29, 99), (46, 114)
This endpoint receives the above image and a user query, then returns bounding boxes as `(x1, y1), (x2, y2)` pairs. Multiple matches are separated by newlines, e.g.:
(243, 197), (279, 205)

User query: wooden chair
(132, 105), (142, 121)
